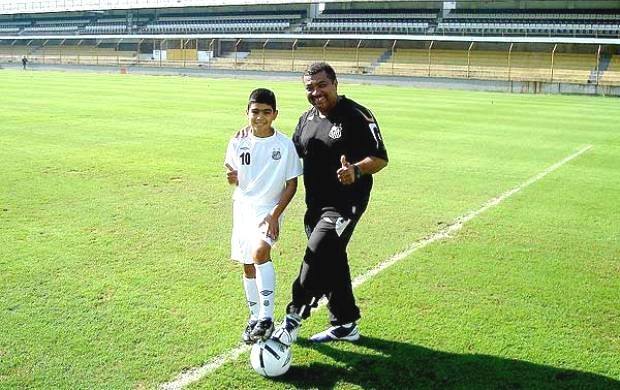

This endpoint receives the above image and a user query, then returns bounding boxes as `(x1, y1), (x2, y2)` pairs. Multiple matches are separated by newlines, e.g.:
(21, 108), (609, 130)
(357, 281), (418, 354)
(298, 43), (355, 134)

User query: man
(272, 62), (388, 344)
(21, 56), (28, 70)
(225, 88), (302, 344)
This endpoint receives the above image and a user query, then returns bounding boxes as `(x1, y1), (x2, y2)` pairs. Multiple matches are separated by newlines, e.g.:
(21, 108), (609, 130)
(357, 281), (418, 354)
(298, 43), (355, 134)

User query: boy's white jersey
(225, 129), (302, 207)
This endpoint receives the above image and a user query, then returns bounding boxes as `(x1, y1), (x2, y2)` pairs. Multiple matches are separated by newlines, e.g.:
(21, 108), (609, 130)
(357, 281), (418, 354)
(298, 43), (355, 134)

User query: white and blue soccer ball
(250, 338), (292, 377)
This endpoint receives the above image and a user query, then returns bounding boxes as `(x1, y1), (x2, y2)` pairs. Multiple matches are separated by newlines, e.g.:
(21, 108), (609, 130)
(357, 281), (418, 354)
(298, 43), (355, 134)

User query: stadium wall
(2, 60), (619, 97)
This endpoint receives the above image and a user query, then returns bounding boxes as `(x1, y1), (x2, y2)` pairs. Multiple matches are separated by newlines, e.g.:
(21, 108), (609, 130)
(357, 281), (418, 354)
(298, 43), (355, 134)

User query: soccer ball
(250, 338), (292, 377)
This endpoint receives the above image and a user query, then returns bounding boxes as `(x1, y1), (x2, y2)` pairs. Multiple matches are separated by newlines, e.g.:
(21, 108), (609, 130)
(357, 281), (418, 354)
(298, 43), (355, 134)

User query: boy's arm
(225, 163), (238, 186)
(262, 177), (298, 239)
(224, 139), (239, 186)
(271, 177), (298, 220)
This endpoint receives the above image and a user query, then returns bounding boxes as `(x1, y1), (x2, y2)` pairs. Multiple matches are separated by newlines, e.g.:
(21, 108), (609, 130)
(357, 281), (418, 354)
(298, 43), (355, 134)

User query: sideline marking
(353, 145), (592, 287)
(160, 145), (592, 390)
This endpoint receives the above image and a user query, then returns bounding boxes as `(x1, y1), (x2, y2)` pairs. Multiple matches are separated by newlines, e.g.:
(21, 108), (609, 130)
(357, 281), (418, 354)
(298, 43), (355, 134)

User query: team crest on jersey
(239, 139), (251, 151)
(272, 148), (281, 160)
(329, 124), (342, 139)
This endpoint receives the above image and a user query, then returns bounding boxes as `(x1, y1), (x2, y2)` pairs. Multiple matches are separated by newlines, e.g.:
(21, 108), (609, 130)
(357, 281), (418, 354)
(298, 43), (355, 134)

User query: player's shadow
(274, 336), (619, 389)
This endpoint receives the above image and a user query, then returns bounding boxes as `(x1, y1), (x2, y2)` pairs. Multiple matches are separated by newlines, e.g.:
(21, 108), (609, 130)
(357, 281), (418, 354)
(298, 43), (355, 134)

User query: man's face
(247, 102), (277, 134)
(303, 71), (338, 114)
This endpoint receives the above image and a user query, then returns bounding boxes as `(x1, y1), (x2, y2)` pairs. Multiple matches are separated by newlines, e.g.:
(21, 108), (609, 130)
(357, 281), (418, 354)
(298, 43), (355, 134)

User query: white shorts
(231, 201), (283, 265)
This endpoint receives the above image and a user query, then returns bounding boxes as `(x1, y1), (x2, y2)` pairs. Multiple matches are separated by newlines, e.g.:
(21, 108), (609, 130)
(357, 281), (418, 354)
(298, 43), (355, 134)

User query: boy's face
(247, 102), (277, 133)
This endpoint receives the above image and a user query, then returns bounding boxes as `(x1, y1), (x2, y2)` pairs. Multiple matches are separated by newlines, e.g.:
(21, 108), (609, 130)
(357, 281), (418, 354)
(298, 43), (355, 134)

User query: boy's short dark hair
(248, 88), (277, 111)
(304, 62), (337, 83)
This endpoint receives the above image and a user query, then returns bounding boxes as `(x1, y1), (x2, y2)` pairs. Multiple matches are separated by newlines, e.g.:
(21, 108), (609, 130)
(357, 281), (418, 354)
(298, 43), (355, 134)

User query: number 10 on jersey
(240, 152), (251, 165)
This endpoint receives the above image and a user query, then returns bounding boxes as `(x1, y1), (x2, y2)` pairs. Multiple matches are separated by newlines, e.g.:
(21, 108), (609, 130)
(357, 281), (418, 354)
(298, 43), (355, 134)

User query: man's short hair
(304, 62), (337, 83)
(248, 88), (276, 111)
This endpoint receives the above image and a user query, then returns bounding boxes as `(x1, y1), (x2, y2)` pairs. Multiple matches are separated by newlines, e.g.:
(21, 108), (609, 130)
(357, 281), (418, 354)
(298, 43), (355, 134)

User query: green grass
(0, 69), (618, 389)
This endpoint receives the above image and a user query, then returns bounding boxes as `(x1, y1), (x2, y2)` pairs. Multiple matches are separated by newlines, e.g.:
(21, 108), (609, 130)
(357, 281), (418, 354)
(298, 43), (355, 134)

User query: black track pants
(286, 206), (363, 325)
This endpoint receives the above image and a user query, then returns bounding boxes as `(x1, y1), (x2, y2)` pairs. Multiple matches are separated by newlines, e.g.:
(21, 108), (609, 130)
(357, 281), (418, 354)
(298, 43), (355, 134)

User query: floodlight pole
(60, 39), (66, 65)
(117, 38), (122, 66)
(391, 40), (397, 76)
(42, 39), (49, 64)
(428, 41), (434, 77)
(467, 41), (474, 78)
(356, 40), (362, 73)
(292, 39), (298, 72)
(323, 39), (329, 62)
(595, 44), (601, 85)
(95, 39), (102, 65)
(25, 39), (32, 62)
(160, 39), (166, 68)
(181, 38), (184, 68)
(235, 39), (242, 67)
(508, 43), (513, 81)
(77, 39), (83, 64)
(209, 39), (215, 70)
(262, 39), (269, 70)
(551, 43), (558, 82)
(183, 38), (192, 68)
(183, 38), (190, 68)
(137, 39), (143, 66)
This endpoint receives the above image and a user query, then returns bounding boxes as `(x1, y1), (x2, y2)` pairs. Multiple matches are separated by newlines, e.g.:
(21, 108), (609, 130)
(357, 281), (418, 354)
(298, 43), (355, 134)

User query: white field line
(353, 144), (592, 288)
(159, 144), (592, 390)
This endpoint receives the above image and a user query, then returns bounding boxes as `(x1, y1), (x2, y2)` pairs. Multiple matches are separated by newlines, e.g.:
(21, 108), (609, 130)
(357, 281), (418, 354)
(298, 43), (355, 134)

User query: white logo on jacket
(329, 124), (342, 139)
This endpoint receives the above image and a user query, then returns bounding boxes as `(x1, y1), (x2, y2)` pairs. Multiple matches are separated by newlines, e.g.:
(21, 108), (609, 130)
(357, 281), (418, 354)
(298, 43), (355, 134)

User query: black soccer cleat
(250, 318), (274, 341)
(242, 319), (258, 345)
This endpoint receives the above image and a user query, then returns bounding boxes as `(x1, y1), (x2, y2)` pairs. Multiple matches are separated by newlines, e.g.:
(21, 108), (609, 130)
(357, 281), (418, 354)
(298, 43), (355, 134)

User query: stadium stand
(0, 1), (618, 88)
(440, 9), (620, 37)
(0, 3), (617, 38)
(82, 24), (128, 34)
(374, 47), (596, 83)
(599, 54), (620, 85)
(140, 12), (300, 34)
(304, 8), (436, 34)
(0, 9), (305, 36)
(142, 21), (290, 34)
(221, 46), (386, 73)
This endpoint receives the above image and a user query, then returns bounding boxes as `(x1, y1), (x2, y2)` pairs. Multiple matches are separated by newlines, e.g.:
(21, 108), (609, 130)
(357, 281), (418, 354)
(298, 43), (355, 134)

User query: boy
(224, 88), (302, 343)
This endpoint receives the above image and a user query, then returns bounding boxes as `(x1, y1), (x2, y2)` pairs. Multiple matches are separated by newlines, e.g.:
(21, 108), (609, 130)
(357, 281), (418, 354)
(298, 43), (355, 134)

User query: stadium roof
(1, 0), (389, 15)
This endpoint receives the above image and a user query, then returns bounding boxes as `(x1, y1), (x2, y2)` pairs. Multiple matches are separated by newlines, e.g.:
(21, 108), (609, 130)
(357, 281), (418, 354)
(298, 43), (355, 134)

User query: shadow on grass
(272, 336), (619, 389)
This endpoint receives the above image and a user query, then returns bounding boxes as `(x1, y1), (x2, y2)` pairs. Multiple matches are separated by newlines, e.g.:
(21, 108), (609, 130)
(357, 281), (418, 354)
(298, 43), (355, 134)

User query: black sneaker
(250, 318), (274, 341)
(242, 319), (258, 345)
(310, 322), (360, 342)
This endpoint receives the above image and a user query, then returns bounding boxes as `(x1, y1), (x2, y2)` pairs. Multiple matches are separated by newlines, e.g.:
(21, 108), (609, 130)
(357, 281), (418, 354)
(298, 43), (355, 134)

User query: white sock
(243, 276), (259, 321)
(255, 261), (275, 320)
